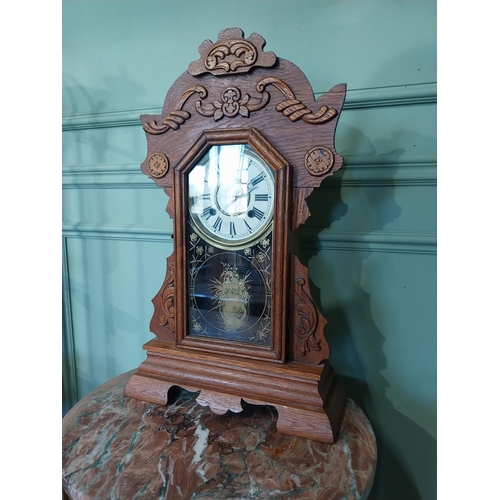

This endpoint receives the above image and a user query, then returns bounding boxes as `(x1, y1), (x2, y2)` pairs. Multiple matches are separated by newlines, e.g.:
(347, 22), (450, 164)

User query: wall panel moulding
(62, 155), (436, 189)
(62, 225), (436, 256)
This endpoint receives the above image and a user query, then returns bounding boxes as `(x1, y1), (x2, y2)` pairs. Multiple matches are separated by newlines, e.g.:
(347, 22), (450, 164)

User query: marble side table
(62, 370), (376, 499)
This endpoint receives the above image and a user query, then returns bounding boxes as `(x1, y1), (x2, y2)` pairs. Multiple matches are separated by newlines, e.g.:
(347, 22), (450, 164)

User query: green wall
(62, 1), (436, 499)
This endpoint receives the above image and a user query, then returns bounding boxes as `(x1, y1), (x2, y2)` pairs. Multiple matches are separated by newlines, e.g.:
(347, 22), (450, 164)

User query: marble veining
(63, 371), (376, 499)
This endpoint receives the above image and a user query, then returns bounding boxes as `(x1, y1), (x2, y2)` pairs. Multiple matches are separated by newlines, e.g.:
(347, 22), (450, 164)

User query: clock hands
(230, 175), (265, 203)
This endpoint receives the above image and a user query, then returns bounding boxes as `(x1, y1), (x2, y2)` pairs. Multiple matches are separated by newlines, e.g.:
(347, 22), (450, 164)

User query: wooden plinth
(124, 339), (345, 443)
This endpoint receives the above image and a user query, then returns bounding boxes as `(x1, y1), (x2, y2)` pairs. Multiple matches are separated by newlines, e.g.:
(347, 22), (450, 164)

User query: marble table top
(63, 370), (376, 499)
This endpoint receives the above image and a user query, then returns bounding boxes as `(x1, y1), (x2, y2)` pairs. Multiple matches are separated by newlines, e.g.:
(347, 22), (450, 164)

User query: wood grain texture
(124, 340), (345, 443)
(291, 187), (313, 231)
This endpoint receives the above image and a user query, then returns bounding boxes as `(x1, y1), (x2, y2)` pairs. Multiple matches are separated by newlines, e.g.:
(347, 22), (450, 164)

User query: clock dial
(188, 144), (275, 250)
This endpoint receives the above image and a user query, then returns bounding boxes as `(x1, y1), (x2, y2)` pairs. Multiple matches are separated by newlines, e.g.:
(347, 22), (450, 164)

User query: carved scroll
(158, 259), (175, 330)
(143, 86), (207, 135)
(294, 277), (321, 355)
(257, 77), (338, 124)
(149, 256), (176, 340)
(194, 78), (338, 125)
(289, 254), (329, 364)
(143, 76), (338, 136)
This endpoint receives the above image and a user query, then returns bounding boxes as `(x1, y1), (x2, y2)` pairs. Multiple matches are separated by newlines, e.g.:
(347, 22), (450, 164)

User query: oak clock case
(124, 28), (347, 444)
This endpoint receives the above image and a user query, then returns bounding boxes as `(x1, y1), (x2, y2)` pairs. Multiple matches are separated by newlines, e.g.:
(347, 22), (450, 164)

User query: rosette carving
(304, 147), (335, 176)
(195, 86), (269, 121)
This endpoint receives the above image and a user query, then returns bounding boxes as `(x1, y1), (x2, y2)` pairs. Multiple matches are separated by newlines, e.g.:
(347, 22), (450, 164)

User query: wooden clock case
(124, 28), (347, 443)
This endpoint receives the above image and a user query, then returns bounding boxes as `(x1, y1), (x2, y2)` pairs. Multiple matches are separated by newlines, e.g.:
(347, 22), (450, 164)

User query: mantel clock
(124, 28), (347, 443)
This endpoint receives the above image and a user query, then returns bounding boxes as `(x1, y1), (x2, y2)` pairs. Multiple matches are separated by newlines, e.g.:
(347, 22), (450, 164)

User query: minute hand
(233, 182), (261, 201)
(231, 185), (255, 203)
(232, 176), (264, 202)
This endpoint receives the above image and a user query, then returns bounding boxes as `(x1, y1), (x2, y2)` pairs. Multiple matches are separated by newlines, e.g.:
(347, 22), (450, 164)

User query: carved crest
(188, 28), (276, 76)
(140, 28), (346, 188)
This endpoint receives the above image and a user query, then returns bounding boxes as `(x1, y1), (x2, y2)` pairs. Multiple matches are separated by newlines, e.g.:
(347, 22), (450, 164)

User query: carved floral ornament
(294, 277), (321, 356)
(159, 260), (175, 331)
(143, 78), (338, 135)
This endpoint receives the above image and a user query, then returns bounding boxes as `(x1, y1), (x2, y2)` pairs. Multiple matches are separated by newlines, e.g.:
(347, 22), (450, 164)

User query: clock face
(188, 144), (275, 250)
(186, 143), (275, 345)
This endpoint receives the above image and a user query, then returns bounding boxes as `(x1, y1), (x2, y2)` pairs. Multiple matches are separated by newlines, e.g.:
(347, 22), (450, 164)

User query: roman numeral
(244, 220), (252, 232)
(229, 222), (236, 236)
(253, 207), (265, 220)
(254, 194), (269, 202)
(213, 217), (223, 232)
(203, 206), (214, 219)
(250, 173), (265, 187)
(200, 193), (210, 200)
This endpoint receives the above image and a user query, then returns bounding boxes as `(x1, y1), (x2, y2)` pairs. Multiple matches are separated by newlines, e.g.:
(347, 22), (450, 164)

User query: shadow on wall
(62, 72), (153, 407)
(300, 130), (436, 499)
(325, 289), (437, 500)
(62, 71), (148, 165)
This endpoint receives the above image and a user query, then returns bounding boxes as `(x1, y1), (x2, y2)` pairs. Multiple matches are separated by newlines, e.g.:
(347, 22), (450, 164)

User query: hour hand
(232, 188), (249, 202)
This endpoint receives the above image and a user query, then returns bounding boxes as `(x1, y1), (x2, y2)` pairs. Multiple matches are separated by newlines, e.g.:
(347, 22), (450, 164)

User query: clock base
(124, 339), (345, 443)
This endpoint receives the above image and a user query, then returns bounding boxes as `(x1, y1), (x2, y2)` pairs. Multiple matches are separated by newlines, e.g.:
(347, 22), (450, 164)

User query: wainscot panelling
(62, 237), (79, 415)
(63, 233), (174, 400)
(63, 2), (436, 498)
(62, 223), (436, 253)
